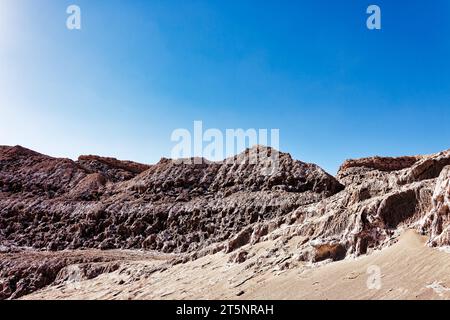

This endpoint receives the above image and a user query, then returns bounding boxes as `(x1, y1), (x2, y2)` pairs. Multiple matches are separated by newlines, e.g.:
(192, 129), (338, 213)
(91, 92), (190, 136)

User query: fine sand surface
(23, 230), (450, 300)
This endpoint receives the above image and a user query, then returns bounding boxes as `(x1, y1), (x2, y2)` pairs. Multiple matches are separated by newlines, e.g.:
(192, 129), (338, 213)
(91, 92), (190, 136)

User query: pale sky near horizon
(1, 0), (449, 174)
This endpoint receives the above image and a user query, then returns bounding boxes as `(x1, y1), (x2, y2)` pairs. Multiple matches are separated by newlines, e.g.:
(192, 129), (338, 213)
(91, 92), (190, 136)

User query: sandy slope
(245, 230), (450, 300)
(21, 230), (450, 300)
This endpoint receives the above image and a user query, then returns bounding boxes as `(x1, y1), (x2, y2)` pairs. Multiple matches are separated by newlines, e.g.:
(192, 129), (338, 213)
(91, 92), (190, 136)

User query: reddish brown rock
(339, 155), (421, 173)
(0, 145), (343, 255)
(78, 155), (151, 182)
(0, 250), (139, 300)
(2, 144), (450, 300)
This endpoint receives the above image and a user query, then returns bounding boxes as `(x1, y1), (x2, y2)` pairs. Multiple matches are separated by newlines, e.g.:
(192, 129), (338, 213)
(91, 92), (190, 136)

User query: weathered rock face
(398, 150), (450, 185)
(2, 144), (450, 300)
(0, 145), (343, 254)
(78, 155), (151, 182)
(258, 149), (450, 264)
(421, 165), (450, 247)
(2, 145), (450, 260)
(0, 250), (152, 300)
(339, 155), (421, 173)
(0, 146), (87, 198)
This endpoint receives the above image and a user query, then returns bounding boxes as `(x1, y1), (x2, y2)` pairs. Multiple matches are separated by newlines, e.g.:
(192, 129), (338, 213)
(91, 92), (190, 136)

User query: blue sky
(1, 0), (449, 173)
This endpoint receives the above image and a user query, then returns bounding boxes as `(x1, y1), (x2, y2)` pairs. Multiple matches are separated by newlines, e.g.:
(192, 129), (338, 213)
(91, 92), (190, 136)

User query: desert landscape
(1, 145), (450, 300)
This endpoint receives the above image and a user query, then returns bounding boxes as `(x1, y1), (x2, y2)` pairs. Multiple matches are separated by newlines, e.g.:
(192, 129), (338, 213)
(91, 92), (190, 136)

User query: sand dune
(245, 230), (450, 300)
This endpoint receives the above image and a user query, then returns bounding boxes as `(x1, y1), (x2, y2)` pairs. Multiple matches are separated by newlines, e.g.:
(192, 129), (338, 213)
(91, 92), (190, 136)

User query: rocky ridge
(0, 145), (342, 254)
(1, 145), (450, 299)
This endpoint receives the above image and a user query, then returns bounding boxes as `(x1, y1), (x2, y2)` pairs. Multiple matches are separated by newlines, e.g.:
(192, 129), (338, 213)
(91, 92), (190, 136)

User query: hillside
(1, 145), (449, 299)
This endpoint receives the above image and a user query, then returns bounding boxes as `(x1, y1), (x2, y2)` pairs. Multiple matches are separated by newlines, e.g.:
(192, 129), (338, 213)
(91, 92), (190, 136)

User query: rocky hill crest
(1, 145), (449, 299)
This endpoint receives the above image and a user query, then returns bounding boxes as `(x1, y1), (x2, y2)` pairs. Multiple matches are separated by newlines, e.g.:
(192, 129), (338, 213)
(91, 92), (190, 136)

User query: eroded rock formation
(422, 165), (450, 246)
(0, 145), (342, 254)
(1, 145), (450, 300)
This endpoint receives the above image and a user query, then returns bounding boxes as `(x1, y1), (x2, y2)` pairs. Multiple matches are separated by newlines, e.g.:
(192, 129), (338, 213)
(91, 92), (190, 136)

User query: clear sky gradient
(1, 0), (449, 173)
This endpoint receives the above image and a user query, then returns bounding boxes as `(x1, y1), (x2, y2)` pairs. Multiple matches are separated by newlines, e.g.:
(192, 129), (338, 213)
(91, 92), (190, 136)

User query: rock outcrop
(339, 155), (421, 173)
(0, 145), (342, 255)
(1, 145), (450, 300)
(421, 165), (450, 247)
(78, 155), (151, 182)
(255, 149), (450, 266)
